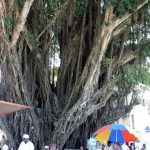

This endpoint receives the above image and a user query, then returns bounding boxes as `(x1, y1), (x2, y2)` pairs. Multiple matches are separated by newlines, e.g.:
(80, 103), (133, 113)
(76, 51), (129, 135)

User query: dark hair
(107, 141), (111, 146)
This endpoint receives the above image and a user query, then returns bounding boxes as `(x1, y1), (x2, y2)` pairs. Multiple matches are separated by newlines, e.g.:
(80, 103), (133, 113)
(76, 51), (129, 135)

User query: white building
(119, 90), (150, 149)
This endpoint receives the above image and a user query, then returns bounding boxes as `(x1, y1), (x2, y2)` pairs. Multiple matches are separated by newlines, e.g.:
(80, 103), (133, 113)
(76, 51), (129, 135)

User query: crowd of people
(0, 134), (57, 150)
(97, 142), (146, 150)
(0, 134), (147, 150)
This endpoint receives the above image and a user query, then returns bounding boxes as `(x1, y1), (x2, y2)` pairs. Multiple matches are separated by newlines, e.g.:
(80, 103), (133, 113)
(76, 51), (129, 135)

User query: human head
(50, 143), (56, 150)
(80, 146), (83, 150)
(130, 143), (134, 146)
(22, 134), (29, 143)
(2, 135), (6, 140)
(126, 142), (129, 146)
(108, 141), (111, 146)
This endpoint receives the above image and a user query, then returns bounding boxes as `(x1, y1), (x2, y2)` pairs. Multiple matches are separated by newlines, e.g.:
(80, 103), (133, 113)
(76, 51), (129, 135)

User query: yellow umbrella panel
(95, 130), (111, 144)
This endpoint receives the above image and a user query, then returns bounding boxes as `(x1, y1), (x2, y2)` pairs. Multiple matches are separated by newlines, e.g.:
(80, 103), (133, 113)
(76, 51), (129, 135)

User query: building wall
(118, 90), (150, 149)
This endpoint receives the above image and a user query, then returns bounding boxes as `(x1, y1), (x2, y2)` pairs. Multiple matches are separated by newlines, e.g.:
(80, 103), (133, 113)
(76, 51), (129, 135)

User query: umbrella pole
(116, 130), (117, 143)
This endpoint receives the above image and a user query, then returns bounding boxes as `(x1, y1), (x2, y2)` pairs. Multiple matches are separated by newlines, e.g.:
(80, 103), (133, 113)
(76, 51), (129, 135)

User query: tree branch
(113, 0), (148, 29)
(112, 20), (131, 38)
(11, 0), (34, 48)
(0, 0), (6, 35)
(38, 0), (73, 39)
(119, 52), (139, 66)
(52, 82), (117, 147)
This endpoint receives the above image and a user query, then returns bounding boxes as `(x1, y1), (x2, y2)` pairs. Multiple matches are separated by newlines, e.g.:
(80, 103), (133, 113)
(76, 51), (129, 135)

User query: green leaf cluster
(4, 16), (13, 29)
(103, 116), (113, 124)
(140, 43), (150, 59)
(17, 0), (24, 10)
(110, 0), (139, 16)
(118, 63), (150, 91)
(46, 0), (64, 18)
(24, 31), (43, 55)
(25, 31), (39, 45)
(4, 16), (14, 36)
(131, 88), (142, 104)
(75, 0), (87, 16)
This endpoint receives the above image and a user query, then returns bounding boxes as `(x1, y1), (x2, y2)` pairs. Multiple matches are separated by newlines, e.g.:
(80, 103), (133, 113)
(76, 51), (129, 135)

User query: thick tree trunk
(51, 82), (117, 148)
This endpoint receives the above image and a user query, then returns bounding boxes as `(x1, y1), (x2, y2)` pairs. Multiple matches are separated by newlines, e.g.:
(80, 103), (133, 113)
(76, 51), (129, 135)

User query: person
(49, 143), (56, 150)
(107, 141), (114, 150)
(126, 143), (131, 150)
(80, 146), (84, 150)
(1, 140), (9, 150)
(130, 143), (135, 150)
(121, 143), (130, 150)
(8, 142), (14, 150)
(110, 143), (121, 150)
(2, 135), (7, 142)
(0, 135), (7, 148)
(18, 134), (34, 150)
(101, 144), (106, 150)
(97, 145), (102, 150)
(141, 144), (146, 150)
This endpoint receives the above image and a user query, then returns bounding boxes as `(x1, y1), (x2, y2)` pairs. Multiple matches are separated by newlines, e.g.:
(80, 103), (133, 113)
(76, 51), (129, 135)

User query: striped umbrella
(93, 124), (138, 144)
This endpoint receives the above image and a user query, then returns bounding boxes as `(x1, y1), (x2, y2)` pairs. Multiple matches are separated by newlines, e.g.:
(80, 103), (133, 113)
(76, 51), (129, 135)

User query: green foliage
(109, 0), (139, 16)
(17, 0), (25, 11)
(75, 0), (87, 16)
(103, 116), (114, 124)
(140, 42), (150, 59)
(131, 88), (142, 104)
(73, 0), (139, 17)
(118, 63), (150, 91)
(47, 0), (64, 17)
(4, 16), (14, 36)
(123, 66), (137, 85)
(24, 31), (43, 55)
(113, 36), (122, 46)
(135, 64), (150, 85)
(25, 31), (39, 45)
(31, 0), (65, 26)
(52, 67), (59, 76)
(4, 16), (13, 29)
(102, 58), (111, 66)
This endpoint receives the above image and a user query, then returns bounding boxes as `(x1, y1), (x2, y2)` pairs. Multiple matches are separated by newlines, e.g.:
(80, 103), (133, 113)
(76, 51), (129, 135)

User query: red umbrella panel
(94, 125), (109, 134)
(0, 101), (32, 115)
(122, 130), (137, 142)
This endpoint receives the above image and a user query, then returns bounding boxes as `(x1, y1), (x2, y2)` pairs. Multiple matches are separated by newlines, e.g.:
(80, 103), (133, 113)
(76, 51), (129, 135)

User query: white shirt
(18, 141), (34, 150)
(121, 144), (130, 150)
(1, 144), (9, 150)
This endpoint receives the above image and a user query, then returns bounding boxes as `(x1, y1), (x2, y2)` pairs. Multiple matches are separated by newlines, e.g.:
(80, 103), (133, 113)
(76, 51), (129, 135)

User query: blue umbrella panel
(109, 130), (125, 144)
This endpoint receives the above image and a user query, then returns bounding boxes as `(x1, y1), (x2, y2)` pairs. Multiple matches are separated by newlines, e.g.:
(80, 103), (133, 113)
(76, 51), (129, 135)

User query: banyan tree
(0, 0), (150, 149)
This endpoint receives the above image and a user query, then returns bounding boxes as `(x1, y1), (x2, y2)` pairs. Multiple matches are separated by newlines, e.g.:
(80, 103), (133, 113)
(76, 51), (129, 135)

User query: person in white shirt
(121, 143), (130, 150)
(18, 134), (34, 150)
(1, 141), (9, 150)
